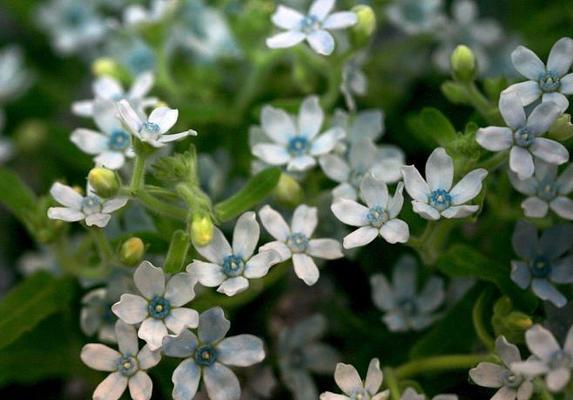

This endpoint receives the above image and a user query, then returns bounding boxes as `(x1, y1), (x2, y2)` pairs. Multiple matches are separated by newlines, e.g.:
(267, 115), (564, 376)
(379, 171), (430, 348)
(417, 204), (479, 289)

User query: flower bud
(120, 237), (145, 267)
(450, 45), (477, 82)
(548, 113), (573, 141)
(492, 296), (532, 344)
(350, 5), (376, 48)
(274, 173), (303, 207)
(190, 213), (214, 246)
(92, 57), (123, 80)
(88, 168), (119, 198)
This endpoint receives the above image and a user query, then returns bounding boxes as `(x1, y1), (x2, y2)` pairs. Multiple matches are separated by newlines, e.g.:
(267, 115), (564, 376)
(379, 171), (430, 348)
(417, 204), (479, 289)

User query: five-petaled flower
(266, 0), (357, 56)
(112, 261), (199, 350)
(258, 204), (344, 286)
(162, 307), (266, 400)
(401, 147), (488, 220)
(320, 358), (389, 400)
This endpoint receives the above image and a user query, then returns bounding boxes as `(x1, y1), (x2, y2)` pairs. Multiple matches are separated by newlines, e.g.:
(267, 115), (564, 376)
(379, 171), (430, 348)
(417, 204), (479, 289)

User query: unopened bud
(88, 168), (119, 198)
(351, 5), (376, 48)
(92, 58), (121, 79)
(274, 173), (303, 207)
(450, 45), (477, 82)
(548, 113), (573, 141)
(120, 237), (145, 267)
(191, 213), (214, 246)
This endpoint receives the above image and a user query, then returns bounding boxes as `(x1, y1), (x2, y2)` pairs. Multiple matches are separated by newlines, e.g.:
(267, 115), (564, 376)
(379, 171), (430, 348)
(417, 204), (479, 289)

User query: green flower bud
(88, 168), (120, 198)
(351, 5), (376, 48)
(191, 213), (214, 247)
(450, 45), (477, 82)
(492, 296), (532, 344)
(91, 57), (127, 82)
(548, 113), (573, 141)
(274, 173), (303, 207)
(120, 237), (145, 267)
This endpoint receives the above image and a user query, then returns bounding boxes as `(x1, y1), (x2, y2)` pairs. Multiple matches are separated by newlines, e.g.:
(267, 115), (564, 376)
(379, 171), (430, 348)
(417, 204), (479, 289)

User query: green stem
(408, 221), (457, 266)
(463, 81), (502, 125)
(52, 236), (80, 276)
(476, 151), (508, 171)
(90, 228), (114, 263)
(534, 378), (554, 400)
(473, 290), (495, 351)
(394, 354), (493, 379)
(383, 368), (401, 400)
(130, 154), (146, 193)
(134, 191), (188, 220)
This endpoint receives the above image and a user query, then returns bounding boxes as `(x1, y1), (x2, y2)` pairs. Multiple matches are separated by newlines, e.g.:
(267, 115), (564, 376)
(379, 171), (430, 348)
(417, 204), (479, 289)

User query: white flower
(258, 204), (343, 286)
(476, 92), (566, 179)
(0, 46), (31, 102)
(512, 324), (573, 393)
(187, 212), (281, 296)
(251, 96), (345, 172)
(162, 307), (265, 400)
(331, 173), (409, 248)
(320, 358), (389, 400)
(509, 159), (573, 220)
(332, 108), (385, 147)
(72, 72), (157, 118)
(469, 336), (533, 400)
(71, 100), (135, 170)
(401, 147), (487, 220)
(112, 261), (199, 351)
(117, 100), (197, 148)
(123, 0), (175, 26)
(386, 0), (446, 35)
(47, 182), (128, 228)
(370, 255), (445, 332)
(80, 320), (161, 400)
(504, 37), (573, 112)
(266, 0), (357, 56)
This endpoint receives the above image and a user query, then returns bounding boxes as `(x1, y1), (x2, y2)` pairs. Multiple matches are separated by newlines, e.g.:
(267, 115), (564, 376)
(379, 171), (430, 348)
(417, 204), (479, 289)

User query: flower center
(147, 296), (171, 319)
(286, 232), (309, 253)
(81, 195), (102, 215)
(514, 127), (535, 147)
(549, 350), (573, 369)
(117, 355), (139, 377)
(300, 15), (320, 33)
(398, 298), (418, 316)
(222, 254), (245, 277)
(142, 121), (161, 136)
(108, 130), (131, 151)
(367, 205), (388, 228)
(287, 136), (309, 156)
(64, 6), (87, 28)
(289, 349), (307, 368)
(351, 389), (371, 400)
(429, 189), (451, 211)
(349, 169), (366, 188)
(501, 370), (522, 388)
(529, 256), (552, 278)
(195, 345), (218, 367)
(537, 180), (558, 201)
(539, 71), (561, 92)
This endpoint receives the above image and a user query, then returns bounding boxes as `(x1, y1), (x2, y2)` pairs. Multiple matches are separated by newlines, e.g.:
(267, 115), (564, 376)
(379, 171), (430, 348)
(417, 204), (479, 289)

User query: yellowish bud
(88, 168), (119, 198)
(351, 5), (376, 47)
(274, 173), (303, 207)
(120, 237), (145, 267)
(191, 213), (214, 246)
(450, 45), (477, 82)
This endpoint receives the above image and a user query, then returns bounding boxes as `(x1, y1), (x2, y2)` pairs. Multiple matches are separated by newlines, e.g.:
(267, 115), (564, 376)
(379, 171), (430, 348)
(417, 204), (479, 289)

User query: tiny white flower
(401, 147), (488, 220)
(331, 173), (409, 249)
(512, 324), (573, 393)
(266, 0), (357, 56)
(386, 0), (446, 35)
(251, 96), (345, 172)
(72, 72), (157, 118)
(117, 100), (197, 148)
(509, 159), (573, 220)
(47, 182), (128, 228)
(320, 358), (389, 400)
(476, 92), (566, 179)
(469, 336), (533, 400)
(71, 100), (135, 170)
(187, 212), (282, 296)
(81, 320), (161, 400)
(504, 37), (573, 112)
(259, 204), (343, 286)
(123, 0), (175, 26)
(112, 261), (199, 351)
(332, 108), (385, 147)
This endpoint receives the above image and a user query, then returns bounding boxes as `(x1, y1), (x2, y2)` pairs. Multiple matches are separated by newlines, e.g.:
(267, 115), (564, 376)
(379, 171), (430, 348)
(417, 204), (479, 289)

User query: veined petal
(476, 127), (513, 151)
(292, 253), (320, 285)
(307, 239), (343, 259)
(71, 128), (108, 155)
(331, 197), (369, 226)
(298, 96), (324, 139)
(198, 307), (230, 344)
(216, 334), (265, 367)
(204, 363), (241, 400)
(112, 294), (148, 324)
(307, 30), (335, 56)
(450, 168), (488, 205)
(272, 6), (305, 30)
(81, 344), (120, 371)
(547, 37), (573, 77)
(323, 12), (357, 30)
(259, 205), (291, 241)
(266, 31), (306, 49)
(511, 45), (546, 80)
(162, 329), (198, 358)
(412, 201), (440, 220)
(292, 204), (318, 237)
(310, 127), (344, 156)
(134, 261), (165, 300)
(530, 138), (569, 165)
(93, 372), (128, 400)
(509, 146), (534, 179)
(309, 0), (335, 21)
(401, 165), (430, 202)
(334, 363), (362, 396)
(343, 226), (378, 249)
(115, 320), (139, 356)
(172, 359), (201, 400)
(261, 105), (296, 144)
(193, 226), (232, 264)
(425, 147), (454, 192)
(502, 82), (541, 106)
(128, 371), (153, 400)
(165, 308), (199, 334)
(186, 260), (225, 287)
(148, 107), (178, 133)
(380, 219), (409, 244)
(252, 143), (291, 165)
(138, 318), (168, 351)
(232, 212), (260, 260)
(50, 182), (83, 209)
(499, 92), (527, 130)
(137, 345), (161, 370)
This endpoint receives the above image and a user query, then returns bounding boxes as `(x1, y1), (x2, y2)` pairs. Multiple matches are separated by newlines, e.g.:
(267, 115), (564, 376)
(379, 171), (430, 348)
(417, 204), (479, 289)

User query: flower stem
(90, 227), (114, 264)
(476, 151), (508, 171)
(394, 354), (493, 379)
(130, 154), (146, 194)
(463, 81), (502, 125)
(473, 290), (496, 351)
(134, 190), (188, 220)
(383, 368), (401, 400)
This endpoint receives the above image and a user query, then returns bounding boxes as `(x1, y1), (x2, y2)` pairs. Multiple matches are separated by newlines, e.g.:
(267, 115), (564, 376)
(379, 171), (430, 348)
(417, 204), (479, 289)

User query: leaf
(214, 167), (281, 222)
(408, 108), (458, 148)
(0, 272), (75, 350)
(164, 229), (191, 274)
(436, 244), (538, 311)
(0, 167), (38, 227)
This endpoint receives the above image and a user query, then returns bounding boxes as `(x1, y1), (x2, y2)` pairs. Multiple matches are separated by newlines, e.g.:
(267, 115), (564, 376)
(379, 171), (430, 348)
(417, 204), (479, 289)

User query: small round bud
(548, 113), (573, 141)
(120, 237), (145, 267)
(92, 58), (121, 78)
(450, 45), (477, 82)
(350, 5), (376, 47)
(88, 168), (120, 198)
(191, 213), (214, 247)
(274, 173), (303, 207)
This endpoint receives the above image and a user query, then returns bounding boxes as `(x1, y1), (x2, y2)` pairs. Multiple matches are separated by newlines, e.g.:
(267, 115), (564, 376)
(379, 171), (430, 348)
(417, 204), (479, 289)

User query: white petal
(198, 307), (230, 344)
(526, 324), (562, 361)
(287, 155), (316, 171)
(292, 204), (318, 237)
(94, 76), (124, 99)
(261, 106), (296, 144)
(511, 261), (532, 289)
(217, 276), (250, 296)
(137, 345), (161, 370)
(252, 143), (291, 166)
(425, 147), (454, 192)
(469, 362), (505, 387)
(307, 239), (343, 259)
(162, 330), (198, 358)
(502, 82), (541, 107)
(48, 207), (84, 222)
(95, 152), (126, 170)
(81, 344), (120, 371)
(310, 0), (335, 20)
(450, 168), (488, 205)
(72, 100), (94, 117)
(561, 73), (573, 95)
(266, 31), (306, 49)
(165, 273), (196, 307)
(319, 154), (350, 183)
(476, 127), (513, 151)
(71, 129), (108, 155)
(134, 261), (165, 299)
(85, 213), (112, 228)
(416, 277), (445, 313)
(186, 260), (225, 287)
(128, 371), (153, 400)
(364, 358), (383, 394)
(50, 182), (83, 209)
(360, 173), (389, 208)
(334, 363), (362, 396)
(204, 363), (241, 400)
(259, 205), (290, 241)
(496, 336), (522, 367)
(292, 253), (320, 285)
(499, 92), (527, 130)
(232, 212), (260, 259)
(401, 166), (430, 202)
(165, 308), (199, 334)
(412, 201), (440, 220)
(542, 92), (569, 113)
(310, 127), (344, 156)
(307, 30), (335, 56)
(387, 182), (405, 219)
(216, 334), (266, 367)
(158, 130), (195, 144)
(531, 279), (567, 307)
(393, 256), (417, 298)
(148, 107), (178, 133)
(193, 226), (232, 264)
(272, 6), (305, 29)
(556, 163), (573, 194)
(530, 138), (569, 165)
(172, 359), (201, 400)
(115, 320), (139, 356)
(244, 250), (281, 278)
(259, 241), (291, 261)
(138, 318), (168, 351)
(129, 72), (154, 99)
(112, 294), (148, 324)
(546, 368), (571, 392)
(509, 146), (534, 179)
(102, 197), (128, 213)
(511, 360), (549, 377)
(343, 226), (378, 249)
(331, 198), (369, 226)
(380, 219), (409, 244)
(298, 96), (323, 139)
(117, 100), (143, 134)
(93, 372), (128, 400)
(547, 37), (573, 76)
(550, 197), (573, 220)
(523, 197), (549, 218)
(370, 274), (394, 311)
(526, 101), (562, 135)
(323, 12), (357, 30)
(511, 45), (546, 80)
(441, 205), (479, 218)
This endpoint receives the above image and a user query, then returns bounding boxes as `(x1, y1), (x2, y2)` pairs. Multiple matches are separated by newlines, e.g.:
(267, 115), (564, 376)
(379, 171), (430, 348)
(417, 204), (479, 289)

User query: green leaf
(436, 244), (538, 311)
(0, 272), (75, 350)
(214, 167), (281, 222)
(164, 229), (191, 273)
(0, 167), (38, 227)
(408, 108), (458, 148)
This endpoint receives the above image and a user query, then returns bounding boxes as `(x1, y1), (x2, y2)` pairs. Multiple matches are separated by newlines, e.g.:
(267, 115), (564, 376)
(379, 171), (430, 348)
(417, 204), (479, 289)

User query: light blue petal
(199, 307), (230, 344)
(216, 334), (265, 367)
(204, 362), (241, 400)
(162, 329), (198, 358)
(539, 224), (573, 259)
(172, 358), (201, 400)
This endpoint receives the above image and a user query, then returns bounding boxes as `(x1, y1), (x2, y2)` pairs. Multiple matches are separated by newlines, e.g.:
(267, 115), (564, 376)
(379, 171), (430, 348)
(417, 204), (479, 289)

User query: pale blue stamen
(143, 121), (161, 134)
(350, 388), (371, 400)
(81, 195), (102, 214)
(195, 345), (218, 367)
(529, 256), (552, 279)
(117, 355), (139, 377)
(539, 71), (561, 92)
(398, 298), (418, 316)
(286, 232), (309, 253)
(501, 370), (522, 388)
(300, 15), (320, 34)
(429, 189), (451, 211)
(366, 206), (388, 228)
(537, 180), (557, 201)
(108, 130), (130, 151)
(514, 127), (535, 147)
(148, 296), (171, 319)
(222, 254), (245, 277)
(287, 136), (309, 156)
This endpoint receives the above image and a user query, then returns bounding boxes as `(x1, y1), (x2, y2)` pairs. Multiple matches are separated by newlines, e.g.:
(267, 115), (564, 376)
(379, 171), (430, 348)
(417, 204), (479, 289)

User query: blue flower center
(514, 127), (535, 147)
(398, 298), (418, 316)
(501, 370), (522, 388)
(529, 256), (552, 278)
(117, 355), (139, 377)
(349, 169), (366, 188)
(537, 180), (557, 201)
(222, 254), (245, 277)
(81, 195), (102, 214)
(286, 232), (309, 253)
(367, 206), (388, 228)
(287, 136), (309, 156)
(148, 296), (171, 319)
(300, 15), (320, 33)
(549, 351), (572, 369)
(108, 130), (130, 151)
(143, 121), (161, 135)
(127, 48), (155, 74)
(539, 71), (561, 92)
(429, 189), (451, 211)
(195, 345), (218, 367)
(351, 389), (371, 400)
(289, 349), (307, 368)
